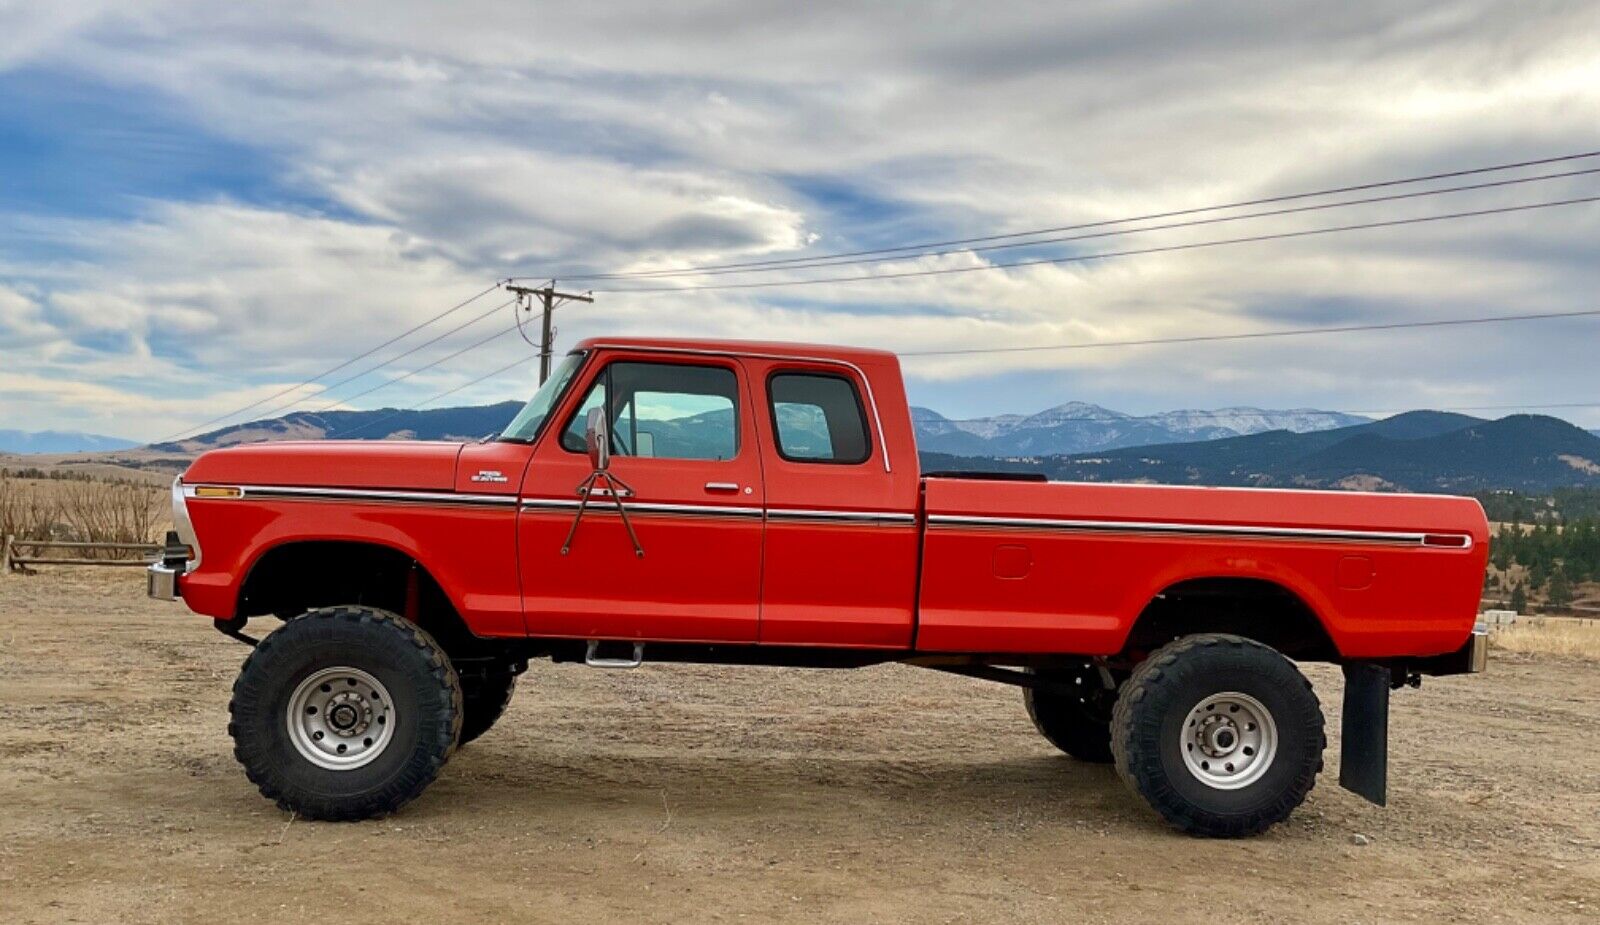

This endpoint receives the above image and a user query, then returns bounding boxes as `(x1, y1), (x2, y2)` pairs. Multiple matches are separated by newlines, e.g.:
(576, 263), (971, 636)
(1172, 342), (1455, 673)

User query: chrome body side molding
(925, 513), (1471, 549)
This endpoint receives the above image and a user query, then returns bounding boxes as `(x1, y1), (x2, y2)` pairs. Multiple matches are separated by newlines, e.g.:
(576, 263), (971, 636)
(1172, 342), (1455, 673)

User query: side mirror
(585, 407), (610, 471)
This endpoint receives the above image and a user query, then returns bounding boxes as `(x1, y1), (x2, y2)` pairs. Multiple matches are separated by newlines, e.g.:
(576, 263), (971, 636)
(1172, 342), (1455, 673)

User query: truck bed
(915, 478), (1489, 658)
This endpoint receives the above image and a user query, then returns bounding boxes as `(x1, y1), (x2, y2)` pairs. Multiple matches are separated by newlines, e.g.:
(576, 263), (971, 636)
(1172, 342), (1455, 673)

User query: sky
(2, 1), (1599, 443)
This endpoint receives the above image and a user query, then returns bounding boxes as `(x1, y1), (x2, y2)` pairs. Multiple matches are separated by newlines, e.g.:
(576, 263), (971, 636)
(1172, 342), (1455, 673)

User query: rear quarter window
(768, 372), (871, 464)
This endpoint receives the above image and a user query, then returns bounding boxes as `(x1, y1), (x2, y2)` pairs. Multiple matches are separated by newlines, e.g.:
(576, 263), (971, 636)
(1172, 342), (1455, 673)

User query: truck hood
(182, 440), (464, 492)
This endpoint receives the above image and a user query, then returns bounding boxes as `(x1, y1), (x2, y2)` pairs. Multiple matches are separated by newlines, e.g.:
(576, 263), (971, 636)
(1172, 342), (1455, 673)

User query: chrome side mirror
(585, 407), (610, 471)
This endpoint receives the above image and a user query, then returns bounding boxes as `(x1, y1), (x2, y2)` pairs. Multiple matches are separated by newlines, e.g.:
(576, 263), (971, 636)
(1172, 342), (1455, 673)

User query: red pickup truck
(150, 336), (1488, 836)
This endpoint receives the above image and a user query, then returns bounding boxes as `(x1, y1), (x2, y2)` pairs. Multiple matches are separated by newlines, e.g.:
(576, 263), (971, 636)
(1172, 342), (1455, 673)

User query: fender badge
(470, 469), (509, 484)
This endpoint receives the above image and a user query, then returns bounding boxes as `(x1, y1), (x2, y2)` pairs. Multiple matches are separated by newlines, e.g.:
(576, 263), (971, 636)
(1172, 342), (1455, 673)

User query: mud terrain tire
(228, 606), (462, 820)
(1111, 634), (1324, 837)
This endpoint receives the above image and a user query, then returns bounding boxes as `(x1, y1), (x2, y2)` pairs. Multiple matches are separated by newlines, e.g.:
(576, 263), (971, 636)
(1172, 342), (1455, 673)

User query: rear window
(768, 372), (870, 464)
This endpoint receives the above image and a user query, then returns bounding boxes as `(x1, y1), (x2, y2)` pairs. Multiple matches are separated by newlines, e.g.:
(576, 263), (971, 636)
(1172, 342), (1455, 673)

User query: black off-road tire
(1110, 634), (1324, 837)
(228, 606), (462, 821)
(1024, 662), (1118, 763)
(457, 666), (518, 746)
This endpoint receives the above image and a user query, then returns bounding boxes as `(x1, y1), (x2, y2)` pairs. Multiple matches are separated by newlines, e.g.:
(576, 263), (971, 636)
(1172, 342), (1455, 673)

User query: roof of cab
(571, 336), (898, 365)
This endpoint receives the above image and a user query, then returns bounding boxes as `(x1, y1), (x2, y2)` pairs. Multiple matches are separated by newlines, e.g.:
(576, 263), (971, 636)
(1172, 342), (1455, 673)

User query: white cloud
(2, 0), (1600, 438)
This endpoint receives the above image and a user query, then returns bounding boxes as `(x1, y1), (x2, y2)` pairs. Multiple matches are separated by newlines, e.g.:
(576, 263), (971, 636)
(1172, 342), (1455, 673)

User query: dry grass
(1490, 618), (1600, 659)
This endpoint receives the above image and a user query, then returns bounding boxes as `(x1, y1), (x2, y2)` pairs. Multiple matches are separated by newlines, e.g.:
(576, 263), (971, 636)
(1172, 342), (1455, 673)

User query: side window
(769, 372), (871, 464)
(560, 361), (740, 461)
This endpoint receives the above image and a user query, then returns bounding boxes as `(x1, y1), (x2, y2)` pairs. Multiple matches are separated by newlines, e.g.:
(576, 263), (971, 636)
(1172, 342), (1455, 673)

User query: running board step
(585, 640), (645, 669)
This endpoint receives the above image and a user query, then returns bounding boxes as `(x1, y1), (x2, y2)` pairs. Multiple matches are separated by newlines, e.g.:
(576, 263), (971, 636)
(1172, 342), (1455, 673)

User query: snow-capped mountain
(911, 403), (1369, 456)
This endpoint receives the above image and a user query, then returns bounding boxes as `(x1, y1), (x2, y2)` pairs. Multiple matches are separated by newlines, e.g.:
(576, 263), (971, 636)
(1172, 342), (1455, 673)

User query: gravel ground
(1, 568), (1597, 924)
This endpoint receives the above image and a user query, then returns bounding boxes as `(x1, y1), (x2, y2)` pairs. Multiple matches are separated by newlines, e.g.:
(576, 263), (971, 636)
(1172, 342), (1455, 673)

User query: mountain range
(912, 403), (1369, 456)
(0, 429), (140, 454)
(16, 399), (1598, 494)
(926, 411), (1600, 492)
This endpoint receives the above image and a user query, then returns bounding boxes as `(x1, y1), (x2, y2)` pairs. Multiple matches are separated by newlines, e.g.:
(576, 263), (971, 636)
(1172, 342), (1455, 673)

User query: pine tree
(1510, 583), (1527, 614)
(1548, 568), (1574, 610)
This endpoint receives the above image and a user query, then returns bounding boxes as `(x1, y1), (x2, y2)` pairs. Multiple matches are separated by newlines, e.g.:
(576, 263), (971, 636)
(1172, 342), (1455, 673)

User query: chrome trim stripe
(766, 508), (917, 525)
(521, 498), (765, 519)
(187, 484), (519, 507)
(586, 343), (893, 474)
(925, 513), (1472, 549)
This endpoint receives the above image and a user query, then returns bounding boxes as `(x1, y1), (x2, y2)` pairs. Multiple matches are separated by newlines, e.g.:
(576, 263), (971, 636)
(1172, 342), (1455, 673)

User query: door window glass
(561, 362), (740, 460)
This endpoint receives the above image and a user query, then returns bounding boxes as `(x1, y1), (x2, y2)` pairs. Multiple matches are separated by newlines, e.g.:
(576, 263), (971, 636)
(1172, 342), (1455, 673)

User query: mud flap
(1339, 662), (1390, 806)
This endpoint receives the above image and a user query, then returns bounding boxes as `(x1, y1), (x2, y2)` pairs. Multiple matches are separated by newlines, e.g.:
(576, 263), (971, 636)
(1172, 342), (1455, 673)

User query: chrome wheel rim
(1179, 691), (1277, 790)
(286, 667), (395, 771)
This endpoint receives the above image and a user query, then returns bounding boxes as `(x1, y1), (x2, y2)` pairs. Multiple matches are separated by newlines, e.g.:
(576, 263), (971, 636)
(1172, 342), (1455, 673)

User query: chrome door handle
(704, 482), (740, 492)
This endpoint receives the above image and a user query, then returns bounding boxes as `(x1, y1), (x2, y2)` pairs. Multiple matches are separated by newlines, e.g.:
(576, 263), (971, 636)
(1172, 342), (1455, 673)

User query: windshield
(499, 352), (586, 442)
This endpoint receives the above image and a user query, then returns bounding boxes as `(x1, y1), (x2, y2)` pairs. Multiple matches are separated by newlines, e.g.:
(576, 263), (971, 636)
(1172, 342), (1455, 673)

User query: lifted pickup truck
(151, 337), (1488, 836)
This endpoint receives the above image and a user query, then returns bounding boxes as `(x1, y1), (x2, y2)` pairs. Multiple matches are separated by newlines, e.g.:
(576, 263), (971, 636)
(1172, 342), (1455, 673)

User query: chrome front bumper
(147, 562), (180, 601)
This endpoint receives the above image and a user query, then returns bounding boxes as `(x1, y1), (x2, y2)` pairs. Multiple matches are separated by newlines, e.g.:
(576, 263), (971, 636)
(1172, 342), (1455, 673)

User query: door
(746, 359), (922, 648)
(518, 354), (766, 642)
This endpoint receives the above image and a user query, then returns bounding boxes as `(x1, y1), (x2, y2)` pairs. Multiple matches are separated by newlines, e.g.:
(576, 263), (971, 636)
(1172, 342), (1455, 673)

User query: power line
(899, 307), (1600, 357)
(332, 354), (537, 440)
(548, 166), (1600, 282)
(270, 306), (1600, 432)
(310, 319), (520, 413)
(585, 196), (1600, 293)
(206, 297), (517, 433)
(537, 149), (1600, 282)
(313, 309), (1599, 439)
(158, 281), (504, 442)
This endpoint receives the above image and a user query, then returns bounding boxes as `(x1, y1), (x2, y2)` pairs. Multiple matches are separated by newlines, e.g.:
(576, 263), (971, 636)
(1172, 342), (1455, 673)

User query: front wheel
(1111, 634), (1324, 837)
(228, 606), (463, 820)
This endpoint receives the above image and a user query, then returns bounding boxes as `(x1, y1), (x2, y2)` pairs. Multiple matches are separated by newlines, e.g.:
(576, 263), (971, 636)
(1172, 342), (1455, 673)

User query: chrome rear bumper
(1415, 626), (1488, 676)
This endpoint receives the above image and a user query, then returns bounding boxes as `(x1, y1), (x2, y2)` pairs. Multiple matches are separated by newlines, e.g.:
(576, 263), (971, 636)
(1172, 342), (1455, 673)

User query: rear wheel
(1024, 661), (1119, 763)
(228, 606), (462, 820)
(1111, 634), (1324, 837)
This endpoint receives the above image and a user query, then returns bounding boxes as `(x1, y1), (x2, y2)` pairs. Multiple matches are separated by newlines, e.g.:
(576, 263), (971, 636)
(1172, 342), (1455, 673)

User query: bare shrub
(0, 473), (64, 542)
(58, 479), (166, 554)
(2, 473), (165, 562)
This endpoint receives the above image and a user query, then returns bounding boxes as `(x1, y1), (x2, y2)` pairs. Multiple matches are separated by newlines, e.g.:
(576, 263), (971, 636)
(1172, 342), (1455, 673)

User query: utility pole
(506, 283), (594, 383)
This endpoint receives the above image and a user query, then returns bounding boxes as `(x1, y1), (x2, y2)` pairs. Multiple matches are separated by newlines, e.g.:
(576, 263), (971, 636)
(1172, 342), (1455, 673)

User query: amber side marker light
(193, 486), (243, 499)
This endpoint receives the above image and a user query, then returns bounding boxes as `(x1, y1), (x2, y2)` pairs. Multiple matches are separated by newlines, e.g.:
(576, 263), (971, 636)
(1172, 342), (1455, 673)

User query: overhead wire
(584, 196), (1600, 293)
(157, 281), (503, 442)
(543, 165), (1600, 281)
(534, 149), (1600, 281)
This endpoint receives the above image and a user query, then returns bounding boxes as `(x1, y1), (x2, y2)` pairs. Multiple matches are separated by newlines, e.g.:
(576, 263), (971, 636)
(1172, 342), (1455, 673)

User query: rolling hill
(148, 402), (525, 452)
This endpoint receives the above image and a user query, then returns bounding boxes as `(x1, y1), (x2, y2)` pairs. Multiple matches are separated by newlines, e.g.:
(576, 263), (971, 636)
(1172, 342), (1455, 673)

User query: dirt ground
(2, 570), (1597, 924)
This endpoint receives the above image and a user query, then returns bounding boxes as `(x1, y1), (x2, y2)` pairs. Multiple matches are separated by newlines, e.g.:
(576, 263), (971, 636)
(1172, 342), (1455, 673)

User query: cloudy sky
(3, 1), (1599, 442)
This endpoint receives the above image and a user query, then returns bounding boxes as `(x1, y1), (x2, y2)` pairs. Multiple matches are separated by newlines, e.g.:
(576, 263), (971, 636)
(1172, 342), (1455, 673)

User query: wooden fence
(3, 535), (159, 572)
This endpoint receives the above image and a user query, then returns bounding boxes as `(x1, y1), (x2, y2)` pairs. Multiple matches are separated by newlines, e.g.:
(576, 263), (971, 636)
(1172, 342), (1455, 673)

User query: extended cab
(151, 337), (1489, 836)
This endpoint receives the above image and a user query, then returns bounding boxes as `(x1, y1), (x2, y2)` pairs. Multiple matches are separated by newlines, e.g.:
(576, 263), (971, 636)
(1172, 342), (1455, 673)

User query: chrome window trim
(585, 343), (893, 474)
(925, 513), (1471, 549)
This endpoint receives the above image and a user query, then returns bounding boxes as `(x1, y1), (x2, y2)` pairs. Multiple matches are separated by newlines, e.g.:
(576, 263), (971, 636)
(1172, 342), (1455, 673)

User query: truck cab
(152, 336), (1489, 836)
